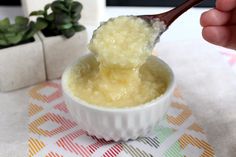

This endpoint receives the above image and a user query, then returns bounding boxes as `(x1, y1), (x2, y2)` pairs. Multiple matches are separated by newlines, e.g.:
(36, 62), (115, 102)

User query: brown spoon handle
(140, 0), (205, 27)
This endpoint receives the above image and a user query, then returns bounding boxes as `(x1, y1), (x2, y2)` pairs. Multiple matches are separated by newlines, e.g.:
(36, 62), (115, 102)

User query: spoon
(90, 0), (205, 60)
(139, 0), (204, 28)
(138, 0), (205, 42)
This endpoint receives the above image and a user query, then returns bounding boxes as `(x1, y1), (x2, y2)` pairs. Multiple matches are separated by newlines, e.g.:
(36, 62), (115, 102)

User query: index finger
(216, 0), (236, 11)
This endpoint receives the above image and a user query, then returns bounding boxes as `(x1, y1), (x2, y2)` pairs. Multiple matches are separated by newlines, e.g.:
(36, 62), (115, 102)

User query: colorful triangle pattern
(28, 81), (215, 157)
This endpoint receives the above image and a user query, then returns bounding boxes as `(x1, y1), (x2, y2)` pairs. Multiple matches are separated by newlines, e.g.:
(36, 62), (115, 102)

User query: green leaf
(51, 1), (68, 12)
(0, 13), (44, 46)
(71, 1), (82, 13)
(45, 13), (54, 21)
(64, 0), (73, 8)
(23, 22), (37, 40)
(65, 0), (73, 4)
(5, 33), (23, 44)
(15, 16), (29, 26)
(58, 23), (73, 30)
(6, 25), (18, 33)
(72, 13), (81, 22)
(18, 30), (28, 37)
(44, 3), (51, 11)
(7, 24), (26, 33)
(73, 24), (85, 32)
(0, 39), (8, 46)
(5, 33), (15, 38)
(30, 10), (45, 16)
(0, 18), (10, 29)
(54, 13), (71, 25)
(62, 27), (75, 38)
(35, 18), (48, 30)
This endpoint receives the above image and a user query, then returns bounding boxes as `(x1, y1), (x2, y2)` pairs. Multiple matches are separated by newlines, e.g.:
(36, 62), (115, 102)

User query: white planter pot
(0, 35), (46, 92)
(79, 0), (106, 26)
(21, 0), (105, 26)
(38, 30), (88, 80)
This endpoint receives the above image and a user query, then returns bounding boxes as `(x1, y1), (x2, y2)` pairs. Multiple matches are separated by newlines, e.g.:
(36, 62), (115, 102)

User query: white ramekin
(62, 54), (175, 141)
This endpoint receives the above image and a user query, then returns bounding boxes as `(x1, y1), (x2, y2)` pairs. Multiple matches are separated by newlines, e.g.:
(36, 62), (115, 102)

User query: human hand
(200, 0), (236, 49)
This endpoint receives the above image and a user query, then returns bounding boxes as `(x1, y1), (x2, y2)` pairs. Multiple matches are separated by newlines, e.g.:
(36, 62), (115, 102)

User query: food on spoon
(67, 16), (167, 108)
(89, 16), (165, 68)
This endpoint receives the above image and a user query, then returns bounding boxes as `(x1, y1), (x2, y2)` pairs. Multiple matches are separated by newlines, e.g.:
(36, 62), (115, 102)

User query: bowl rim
(62, 53), (175, 113)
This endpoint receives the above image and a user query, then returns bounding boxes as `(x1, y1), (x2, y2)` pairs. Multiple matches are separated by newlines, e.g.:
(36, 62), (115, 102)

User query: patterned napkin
(28, 81), (215, 157)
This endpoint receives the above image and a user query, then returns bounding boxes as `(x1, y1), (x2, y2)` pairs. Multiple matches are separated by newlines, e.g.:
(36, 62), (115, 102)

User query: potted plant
(31, 0), (88, 80)
(0, 16), (47, 92)
(21, 0), (106, 26)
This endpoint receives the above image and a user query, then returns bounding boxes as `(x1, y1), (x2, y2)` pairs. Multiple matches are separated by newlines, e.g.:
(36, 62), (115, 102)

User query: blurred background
(0, 0), (215, 7)
(0, 0), (215, 46)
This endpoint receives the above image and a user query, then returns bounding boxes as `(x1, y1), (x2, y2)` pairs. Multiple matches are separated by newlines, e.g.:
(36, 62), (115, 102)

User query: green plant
(0, 16), (47, 48)
(30, 0), (85, 38)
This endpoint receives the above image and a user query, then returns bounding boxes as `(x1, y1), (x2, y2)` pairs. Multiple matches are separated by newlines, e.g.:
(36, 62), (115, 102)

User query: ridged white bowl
(62, 54), (175, 141)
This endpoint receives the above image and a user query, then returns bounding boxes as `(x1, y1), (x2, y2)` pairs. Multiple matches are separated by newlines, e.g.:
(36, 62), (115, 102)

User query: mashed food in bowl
(68, 16), (167, 108)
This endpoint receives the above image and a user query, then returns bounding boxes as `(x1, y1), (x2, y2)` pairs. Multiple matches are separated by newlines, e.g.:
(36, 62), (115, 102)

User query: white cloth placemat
(156, 40), (236, 157)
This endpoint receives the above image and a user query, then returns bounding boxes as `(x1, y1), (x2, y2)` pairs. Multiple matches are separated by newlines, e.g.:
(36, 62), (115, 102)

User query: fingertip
(202, 27), (207, 40)
(202, 26), (230, 47)
(200, 9), (230, 27)
(202, 27), (212, 43)
(200, 11), (208, 27)
(216, 0), (236, 11)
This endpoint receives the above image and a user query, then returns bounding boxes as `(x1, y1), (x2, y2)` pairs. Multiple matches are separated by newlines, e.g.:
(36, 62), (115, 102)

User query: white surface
(0, 35), (46, 92)
(1, 6), (236, 157)
(0, 87), (29, 157)
(157, 41), (236, 157)
(38, 30), (88, 80)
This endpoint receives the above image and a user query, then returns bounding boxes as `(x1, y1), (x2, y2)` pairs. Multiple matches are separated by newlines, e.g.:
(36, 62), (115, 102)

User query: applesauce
(89, 16), (164, 68)
(68, 16), (167, 108)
